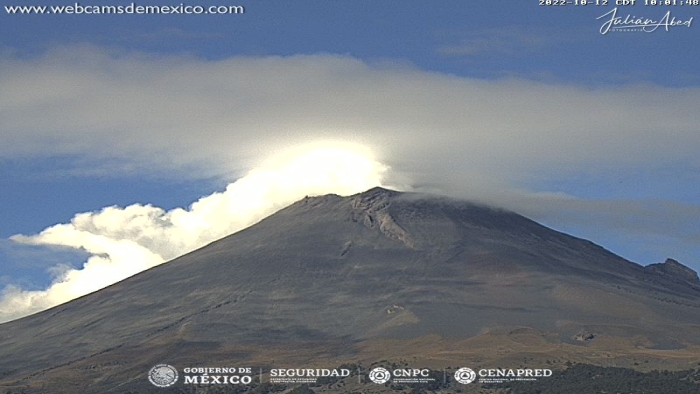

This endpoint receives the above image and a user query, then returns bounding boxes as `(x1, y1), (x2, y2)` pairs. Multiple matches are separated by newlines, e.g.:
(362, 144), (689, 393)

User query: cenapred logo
(148, 364), (179, 387)
(368, 367), (391, 384)
(454, 367), (477, 384)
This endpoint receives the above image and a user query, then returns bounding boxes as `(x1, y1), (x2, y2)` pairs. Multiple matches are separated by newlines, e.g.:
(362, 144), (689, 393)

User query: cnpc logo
(368, 367), (431, 384)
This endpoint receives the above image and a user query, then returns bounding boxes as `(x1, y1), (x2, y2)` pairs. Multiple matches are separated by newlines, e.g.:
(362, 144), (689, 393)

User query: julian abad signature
(597, 7), (693, 35)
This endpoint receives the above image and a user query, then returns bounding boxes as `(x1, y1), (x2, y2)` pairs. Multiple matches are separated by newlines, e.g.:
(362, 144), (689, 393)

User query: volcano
(1, 187), (699, 393)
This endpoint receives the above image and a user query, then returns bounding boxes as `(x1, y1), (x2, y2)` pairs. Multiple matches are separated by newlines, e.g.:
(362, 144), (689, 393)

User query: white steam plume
(0, 143), (388, 323)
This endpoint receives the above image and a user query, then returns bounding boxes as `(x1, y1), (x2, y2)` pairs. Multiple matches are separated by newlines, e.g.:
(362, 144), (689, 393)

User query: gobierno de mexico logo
(148, 364), (179, 387)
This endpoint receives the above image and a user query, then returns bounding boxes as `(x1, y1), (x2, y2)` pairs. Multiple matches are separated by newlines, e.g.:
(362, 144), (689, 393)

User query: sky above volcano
(1, 0), (699, 322)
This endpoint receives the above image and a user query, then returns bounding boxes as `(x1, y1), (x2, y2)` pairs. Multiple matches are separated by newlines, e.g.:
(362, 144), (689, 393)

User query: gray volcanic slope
(1, 187), (699, 392)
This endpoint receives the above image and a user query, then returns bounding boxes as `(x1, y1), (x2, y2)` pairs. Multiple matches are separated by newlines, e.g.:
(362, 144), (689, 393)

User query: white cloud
(2, 46), (698, 183)
(0, 143), (388, 322)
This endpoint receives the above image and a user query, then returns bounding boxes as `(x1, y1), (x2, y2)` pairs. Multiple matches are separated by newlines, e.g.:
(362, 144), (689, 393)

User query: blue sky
(1, 0), (699, 321)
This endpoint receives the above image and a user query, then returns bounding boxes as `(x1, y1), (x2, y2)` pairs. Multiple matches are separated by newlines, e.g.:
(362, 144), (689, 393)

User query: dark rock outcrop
(646, 258), (699, 284)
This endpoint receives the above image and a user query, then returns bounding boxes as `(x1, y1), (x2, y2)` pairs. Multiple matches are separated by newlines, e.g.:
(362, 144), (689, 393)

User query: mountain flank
(0, 187), (699, 393)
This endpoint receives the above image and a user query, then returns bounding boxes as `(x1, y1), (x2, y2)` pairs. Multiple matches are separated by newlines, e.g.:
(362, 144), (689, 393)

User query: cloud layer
(1, 46), (699, 321)
(2, 46), (698, 183)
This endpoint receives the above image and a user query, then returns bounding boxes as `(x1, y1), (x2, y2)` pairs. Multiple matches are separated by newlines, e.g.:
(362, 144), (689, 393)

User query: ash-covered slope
(1, 187), (699, 392)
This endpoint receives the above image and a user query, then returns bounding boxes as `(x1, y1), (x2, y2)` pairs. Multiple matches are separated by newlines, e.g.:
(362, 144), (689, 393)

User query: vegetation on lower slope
(500, 364), (700, 394)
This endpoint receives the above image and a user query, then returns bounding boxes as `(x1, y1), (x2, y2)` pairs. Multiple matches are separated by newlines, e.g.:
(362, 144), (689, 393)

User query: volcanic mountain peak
(350, 185), (400, 206)
(294, 186), (399, 213)
(291, 186), (509, 251)
(1, 187), (700, 393)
